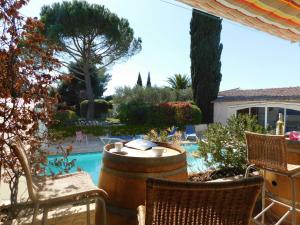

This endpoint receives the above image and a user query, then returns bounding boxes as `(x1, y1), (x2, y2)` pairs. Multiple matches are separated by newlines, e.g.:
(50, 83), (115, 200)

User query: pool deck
(47, 135), (105, 155)
(47, 135), (196, 155)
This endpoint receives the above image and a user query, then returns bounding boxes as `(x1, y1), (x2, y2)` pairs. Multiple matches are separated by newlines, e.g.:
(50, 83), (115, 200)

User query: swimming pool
(47, 144), (206, 184)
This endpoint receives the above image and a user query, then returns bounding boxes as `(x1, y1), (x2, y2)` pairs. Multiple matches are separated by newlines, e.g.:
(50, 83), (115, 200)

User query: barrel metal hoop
(101, 166), (187, 179)
(103, 150), (187, 166)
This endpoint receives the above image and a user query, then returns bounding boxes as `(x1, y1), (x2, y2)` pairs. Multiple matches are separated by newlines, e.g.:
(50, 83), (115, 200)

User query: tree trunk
(8, 175), (20, 219)
(83, 64), (94, 120)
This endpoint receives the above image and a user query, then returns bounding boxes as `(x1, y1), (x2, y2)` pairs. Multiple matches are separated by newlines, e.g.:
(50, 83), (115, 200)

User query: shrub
(113, 86), (193, 105)
(54, 110), (78, 124)
(107, 100), (113, 109)
(150, 103), (176, 126)
(174, 102), (202, 125)
(151, 102), (202, 126)
(114, 86), (195, 125)
(189, 104), (202, 124)
(118, 101), (151, 124)
(80, 99), (110, 118)
(56, 102), (76, 111)
(118, 101), (202, 126)
(198, 114), (265, 176)
(176, 88), (194, 101)
(49, 124), (169, 139)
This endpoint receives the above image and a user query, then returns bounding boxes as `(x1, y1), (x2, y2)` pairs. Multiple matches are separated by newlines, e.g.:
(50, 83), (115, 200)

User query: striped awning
(177, 0), (300, 42)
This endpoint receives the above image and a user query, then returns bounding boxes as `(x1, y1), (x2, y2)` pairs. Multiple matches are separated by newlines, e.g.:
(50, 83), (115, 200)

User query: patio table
(95, 142), (188, 225)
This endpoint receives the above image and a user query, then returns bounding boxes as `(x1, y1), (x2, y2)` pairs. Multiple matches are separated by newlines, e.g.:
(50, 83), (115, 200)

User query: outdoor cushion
(33, 171), (107, 206)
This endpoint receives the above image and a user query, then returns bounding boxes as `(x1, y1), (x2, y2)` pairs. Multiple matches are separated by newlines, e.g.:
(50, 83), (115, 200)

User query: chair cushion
(137, 205), (146, 225)
(287, 163), (300, 174)
(34, 172), (107, 205)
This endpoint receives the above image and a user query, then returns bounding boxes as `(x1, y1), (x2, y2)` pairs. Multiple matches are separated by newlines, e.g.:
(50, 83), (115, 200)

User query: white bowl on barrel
(151, 146), (166, 157)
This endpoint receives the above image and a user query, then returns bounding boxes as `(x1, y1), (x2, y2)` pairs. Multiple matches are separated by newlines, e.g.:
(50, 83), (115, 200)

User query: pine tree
(58, 61), (111, 112)
(137, 72), (143, 86)
(190, 9), (223, 123)
(41, 1), (141, 119)
(146, 72), (151, 87)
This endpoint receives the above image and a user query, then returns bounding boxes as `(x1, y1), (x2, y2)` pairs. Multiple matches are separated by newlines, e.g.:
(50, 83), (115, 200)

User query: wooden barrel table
(95, 142), (188, 225)
(265, 140), (300, 224)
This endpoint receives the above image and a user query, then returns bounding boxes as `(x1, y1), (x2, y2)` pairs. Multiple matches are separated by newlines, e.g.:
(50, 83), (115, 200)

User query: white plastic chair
(76, 131), (88, 144)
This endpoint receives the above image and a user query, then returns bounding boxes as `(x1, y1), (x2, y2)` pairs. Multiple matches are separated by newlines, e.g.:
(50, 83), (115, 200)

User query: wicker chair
(137, 176), (263, 225)
(11, 137), (108, 225)
(245, 131), (300, 225)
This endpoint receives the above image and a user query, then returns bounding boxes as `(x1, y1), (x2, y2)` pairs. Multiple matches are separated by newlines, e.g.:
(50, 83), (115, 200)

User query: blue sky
(22, 0), (300, 96)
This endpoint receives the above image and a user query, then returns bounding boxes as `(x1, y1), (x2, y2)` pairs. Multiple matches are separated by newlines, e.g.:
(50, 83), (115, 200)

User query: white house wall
(214, 101), (233, 124)
(213, 100), (300, 125)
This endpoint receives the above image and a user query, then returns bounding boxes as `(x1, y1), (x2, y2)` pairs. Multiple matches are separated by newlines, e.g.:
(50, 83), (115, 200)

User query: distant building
(213, 87), (300, 131)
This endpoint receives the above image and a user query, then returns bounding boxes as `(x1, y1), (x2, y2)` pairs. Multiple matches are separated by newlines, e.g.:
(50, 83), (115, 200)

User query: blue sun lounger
(167, 127), (178, 139)
(185, 125), (198, 141)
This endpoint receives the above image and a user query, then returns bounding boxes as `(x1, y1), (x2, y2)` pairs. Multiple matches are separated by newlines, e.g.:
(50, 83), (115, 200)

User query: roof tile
(216, 87), (300, 102)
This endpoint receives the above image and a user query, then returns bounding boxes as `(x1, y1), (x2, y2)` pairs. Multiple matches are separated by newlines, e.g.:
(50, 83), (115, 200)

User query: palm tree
(167, 74), (191, 89)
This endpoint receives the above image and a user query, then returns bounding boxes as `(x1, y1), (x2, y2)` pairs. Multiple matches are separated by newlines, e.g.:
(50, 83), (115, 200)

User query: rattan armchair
(245, 131), (300, 225)
(11, 137), (108, 225)
(137, 176), (263, 225)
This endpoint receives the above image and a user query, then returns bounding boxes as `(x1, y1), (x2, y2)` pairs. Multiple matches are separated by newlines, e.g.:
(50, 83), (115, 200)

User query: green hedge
(152, 102), (202, 126)
(56, 103), (76, 111)
(80, 99), (111, 118)
(118, 101), (150, 125)
(54, 110), (78, 124)
(107, 101), (113, 109)
(50, 124), (169, 139)
(149, 104), (176, 125)
(175, 104), (202, 125)
(113, 86), (193, 105)
(118, 101), (202, 126)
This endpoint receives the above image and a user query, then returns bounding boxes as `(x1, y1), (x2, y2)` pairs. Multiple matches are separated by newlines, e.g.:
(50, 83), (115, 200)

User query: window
(286, 109), (300, 131)
(266, 107), (284, 131)
(235, 106), (300, 132)
(237, 108), (249, 115)
(251, 107), (265, 127)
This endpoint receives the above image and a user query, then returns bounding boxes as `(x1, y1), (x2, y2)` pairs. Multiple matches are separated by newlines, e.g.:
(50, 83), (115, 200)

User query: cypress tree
(146, 72), (151, 87)
(137, 72), (143, 86)
(190, 9), (223, 123)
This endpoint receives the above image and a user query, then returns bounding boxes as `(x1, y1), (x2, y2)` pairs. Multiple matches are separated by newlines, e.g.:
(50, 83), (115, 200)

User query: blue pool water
(47, 144), (206, 184)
